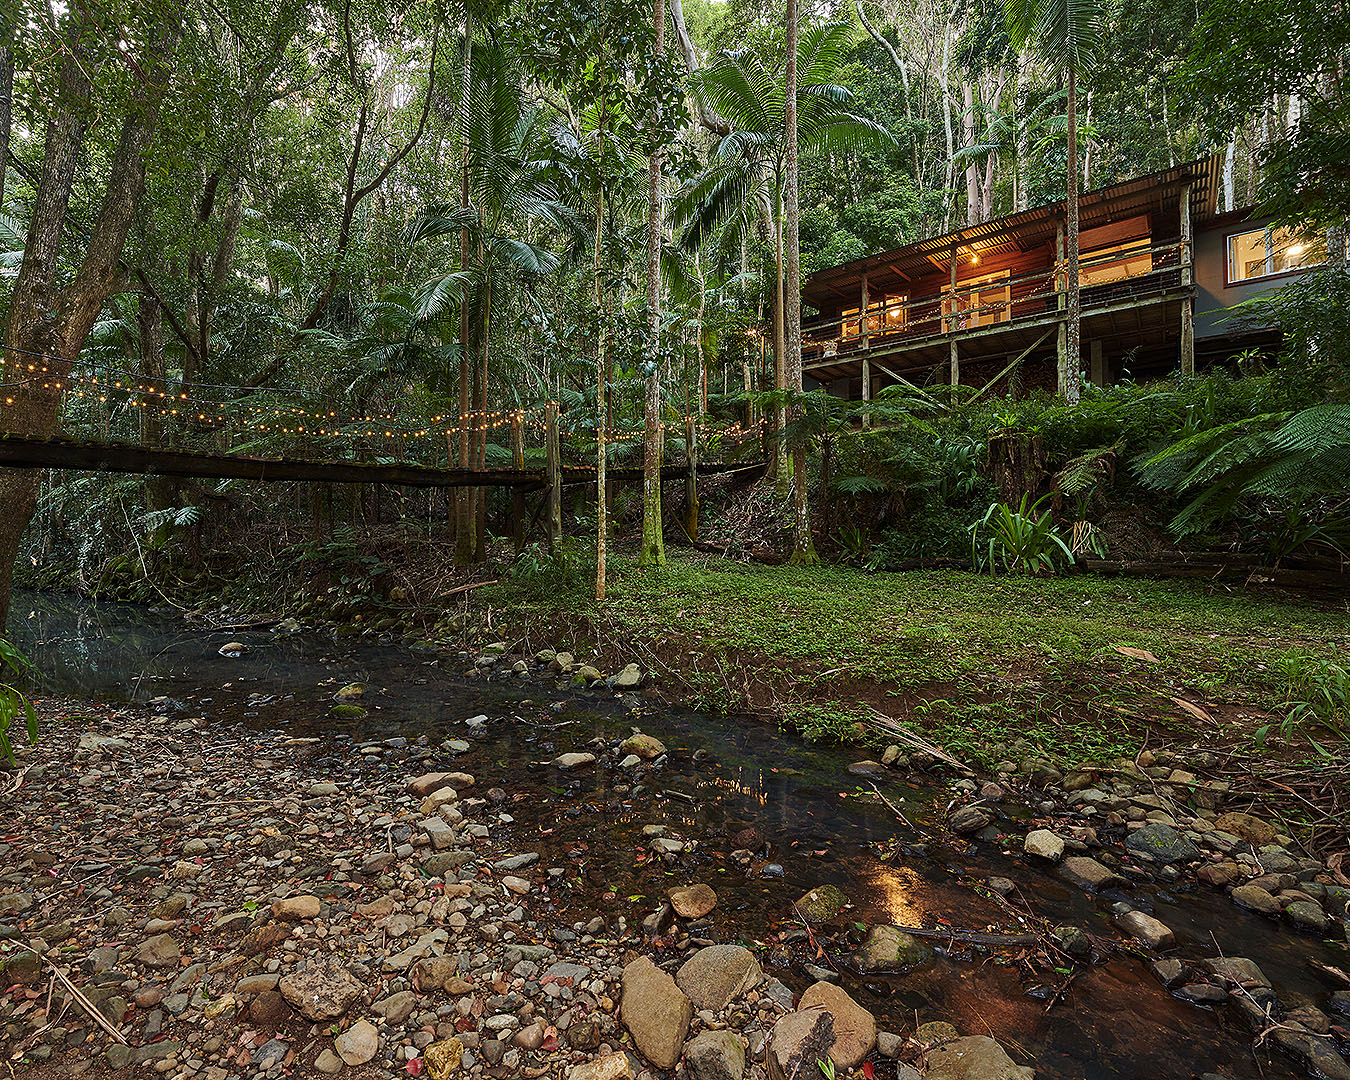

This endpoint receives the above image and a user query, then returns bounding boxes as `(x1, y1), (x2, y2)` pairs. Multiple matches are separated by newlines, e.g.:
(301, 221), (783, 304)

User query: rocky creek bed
(1, 597), (1349, 1080)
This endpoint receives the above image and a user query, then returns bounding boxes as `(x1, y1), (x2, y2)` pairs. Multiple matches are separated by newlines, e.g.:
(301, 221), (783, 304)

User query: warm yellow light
(970, 252), (980, 265)
(1287, 242), (1306, 257)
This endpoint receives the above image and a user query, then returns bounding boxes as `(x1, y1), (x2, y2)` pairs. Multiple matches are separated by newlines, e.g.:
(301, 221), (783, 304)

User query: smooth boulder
(620, 956), (692, 1070)
(766, 1009), (834, 1080)
(675, 944), (763, 1012)
(926, 1036), (1035, 1079)
(797, 980), (876, 1068)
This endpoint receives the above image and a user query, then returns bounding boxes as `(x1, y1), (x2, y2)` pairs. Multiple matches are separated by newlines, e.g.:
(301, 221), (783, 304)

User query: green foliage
(0, 638), (39, 766)
(970, 494), (1075, 574)
(1256, 649), (1349, 756)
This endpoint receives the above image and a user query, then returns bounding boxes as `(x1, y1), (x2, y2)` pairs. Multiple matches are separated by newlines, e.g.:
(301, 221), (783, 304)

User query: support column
(545, 402), (562, 552)
(949, 242), (960, 387)
(860, 272), (871, 423)
(1089, 339), (1104, 387)
(950, 340), (960, 387)
(1179, 182), (1195, 376)
(511, 412), (526, 550)
(684, 416), (699, 540)
(1055, 222), (1068, 395)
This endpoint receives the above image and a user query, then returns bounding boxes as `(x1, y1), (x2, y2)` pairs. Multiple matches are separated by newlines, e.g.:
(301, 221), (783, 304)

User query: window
(1227, 226), (1327, 283)
(842, 297), (906, 340)
(1080, 238), (1153, 287)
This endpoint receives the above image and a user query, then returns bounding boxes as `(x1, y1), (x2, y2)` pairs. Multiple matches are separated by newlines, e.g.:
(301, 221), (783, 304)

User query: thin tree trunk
(1064, 66), (1081, 406)
(595, 178), (608, 601)
(772, 196), (788, 486)
(784, 0), (816, 565)
(962, 80), (979, 226)
(455, 13), (475, 564)
(640, 0), (667, 567)
(0, 45), (12, 202)
(138, 292), (174, 514)
(939, 15), (956, 231)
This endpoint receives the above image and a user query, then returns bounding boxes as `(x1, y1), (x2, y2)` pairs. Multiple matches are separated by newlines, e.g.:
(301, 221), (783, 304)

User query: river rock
(1212, 812), (1277, 846)
(271, 894), (321, 920)
(620, 956), (692, 1069)
(1024, 830), (1064, 861)
(423, 1037), (464, 1080)
(1270, 1029), (1350, 1080)
(766, 1009), (834, 1080)
(684, 1029), (745, 1080)
(136, 933), (180, 968)
(336, 1019), (379, 1065)
(795, 884), (849, 923)
(856, 924), (934, 970)
(668, 884), (717, 919)
(798, 980), (876, 1067)
(413, 957), (474, 993)
(280, 959), (362, 1020)
(1231, 884), (1280, 915)
(568, 1054), (633, 1080)
(1060, 856), (1123, 891)
(1284, 899), (1331, 933)
(552, 752), (597, 770)
(314, 1048), (344, 1074)
(950, 804), (993, 834)
(1124, 822), (1200, 864)
(372, 989), (417, 1023)
(218, 642), (247, 656)
(675, 944), (763, 1011)
(621, 732), (665, 759)
(926, 1035), (1035, 1079)
(611, 664), (644, 689)
(1113, 909), (1175, 950)
(407, 772), (453, 796)
(1201, 956), (1271, 990)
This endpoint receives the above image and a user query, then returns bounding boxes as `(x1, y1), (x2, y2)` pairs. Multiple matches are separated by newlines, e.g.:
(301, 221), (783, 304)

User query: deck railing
(802, 239), (1188, 364)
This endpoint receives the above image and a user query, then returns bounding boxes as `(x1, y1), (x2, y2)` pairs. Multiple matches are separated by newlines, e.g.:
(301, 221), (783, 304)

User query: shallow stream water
(8, 591), (1348, 1080)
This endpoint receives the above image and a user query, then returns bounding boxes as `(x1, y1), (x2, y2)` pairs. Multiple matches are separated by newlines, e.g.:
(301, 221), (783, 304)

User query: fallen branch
(868, 709), (969, 772)
(37, 954), (129, 1045)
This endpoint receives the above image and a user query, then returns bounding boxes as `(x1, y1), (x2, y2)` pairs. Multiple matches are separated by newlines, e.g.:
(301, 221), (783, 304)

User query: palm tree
(1004, 0), (1100, 406)
(406, 47), (570, 562)
(671, 24), (893, 476)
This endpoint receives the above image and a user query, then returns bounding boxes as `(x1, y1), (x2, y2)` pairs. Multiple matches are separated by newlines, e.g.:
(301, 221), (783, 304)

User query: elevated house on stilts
(800, 154), (1339, 399)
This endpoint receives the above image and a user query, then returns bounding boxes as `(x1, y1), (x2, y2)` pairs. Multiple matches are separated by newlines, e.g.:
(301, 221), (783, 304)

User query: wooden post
(511, 412), (526, 550)
(545, 402), (562, 552)
(1089, 339), (1105, 387)
(683, 416), (699, 540)
(1055, 222), (1068, 395)
(860, 272), (871, 423)
(1179, 182), (1195, 376)
(950, 340), (960, 387)
(821, 432), (833, 544)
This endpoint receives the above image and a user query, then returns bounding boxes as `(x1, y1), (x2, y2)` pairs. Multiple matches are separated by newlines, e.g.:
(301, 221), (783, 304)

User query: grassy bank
(481, 554), (1349, 768)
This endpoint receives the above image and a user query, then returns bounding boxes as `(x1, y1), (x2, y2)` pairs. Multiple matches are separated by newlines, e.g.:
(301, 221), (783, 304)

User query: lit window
(1080, 238), (1153, 286)
(1227, 227), (1326, 283)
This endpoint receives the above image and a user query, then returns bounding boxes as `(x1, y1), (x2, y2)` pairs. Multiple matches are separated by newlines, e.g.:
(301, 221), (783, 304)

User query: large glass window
(842, 298), (905, 339)
(1227, 227), (1326, 283)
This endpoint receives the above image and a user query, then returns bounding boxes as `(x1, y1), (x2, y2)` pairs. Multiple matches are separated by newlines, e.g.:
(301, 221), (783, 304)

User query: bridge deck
(0, 435), (763, 488)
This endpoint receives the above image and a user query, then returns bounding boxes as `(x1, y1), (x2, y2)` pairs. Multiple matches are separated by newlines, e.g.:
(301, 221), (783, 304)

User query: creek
(9, 590), (1347, 1080)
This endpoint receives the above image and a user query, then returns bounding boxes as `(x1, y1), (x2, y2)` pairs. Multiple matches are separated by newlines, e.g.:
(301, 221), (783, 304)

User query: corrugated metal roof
(804, 153), (1224, 305)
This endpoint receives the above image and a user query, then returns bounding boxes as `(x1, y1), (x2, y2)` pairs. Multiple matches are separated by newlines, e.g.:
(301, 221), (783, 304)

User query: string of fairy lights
(0, 350), (770, 449)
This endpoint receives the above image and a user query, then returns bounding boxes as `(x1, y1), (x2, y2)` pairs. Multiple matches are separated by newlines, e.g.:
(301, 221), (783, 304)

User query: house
(800, 154), (1336, 398)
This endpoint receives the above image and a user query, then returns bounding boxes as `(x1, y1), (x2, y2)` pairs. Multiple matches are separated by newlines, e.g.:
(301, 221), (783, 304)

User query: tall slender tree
(783, 0), (817, 563)
(1004, 0), (1100, 406)
(640, 0), (668, 567)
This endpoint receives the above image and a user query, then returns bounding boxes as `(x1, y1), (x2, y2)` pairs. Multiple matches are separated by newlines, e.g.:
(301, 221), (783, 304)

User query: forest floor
(479, 554), (1350, 772)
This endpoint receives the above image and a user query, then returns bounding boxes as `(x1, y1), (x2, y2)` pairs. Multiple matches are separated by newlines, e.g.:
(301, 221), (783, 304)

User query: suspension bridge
(0, 353), (768, 544)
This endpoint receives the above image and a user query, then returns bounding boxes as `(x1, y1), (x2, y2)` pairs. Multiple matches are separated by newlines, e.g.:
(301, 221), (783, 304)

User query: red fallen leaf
(541, 1033), (559, 1052)
(863, 1062), (875, 1079)
(405, 1058), (423, 1075)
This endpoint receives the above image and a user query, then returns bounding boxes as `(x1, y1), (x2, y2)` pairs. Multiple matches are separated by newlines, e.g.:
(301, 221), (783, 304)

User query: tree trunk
(0, 15), (181, 631)
(138, 292), (175, 514)
(639, 0), (667, 568)
(455, 13), (475, 564)
(784, 0), (816, 565)
(772, 196), (788, 487)
(0, 45), (12, 202)
(595, 174), (608, 601)
(1064, 66), (1081, 406)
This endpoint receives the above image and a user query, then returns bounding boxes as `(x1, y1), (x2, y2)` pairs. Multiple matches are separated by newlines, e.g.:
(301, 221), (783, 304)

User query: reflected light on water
(857, 859), (931, 926)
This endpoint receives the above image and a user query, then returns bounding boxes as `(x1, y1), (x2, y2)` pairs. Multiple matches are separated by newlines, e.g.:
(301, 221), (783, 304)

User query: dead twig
(36, 954), (129, 1045)
(868, 781), (913, 829)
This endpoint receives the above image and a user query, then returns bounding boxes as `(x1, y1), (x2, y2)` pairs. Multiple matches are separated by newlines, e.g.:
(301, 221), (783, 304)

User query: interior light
(970, 252), (980, 265)
(1287, 243), (1306, 257)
